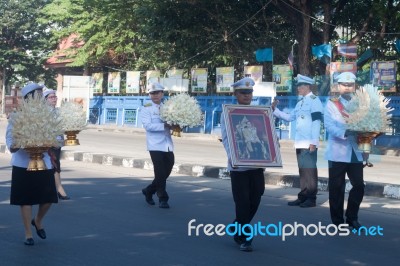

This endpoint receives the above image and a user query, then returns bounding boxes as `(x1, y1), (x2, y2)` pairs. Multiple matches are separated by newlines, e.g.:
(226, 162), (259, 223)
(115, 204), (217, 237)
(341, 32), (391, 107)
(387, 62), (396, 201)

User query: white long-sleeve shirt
(273, 92), (323, 149)
(324, 97), (363, 162)
(140, 102), (174, 152)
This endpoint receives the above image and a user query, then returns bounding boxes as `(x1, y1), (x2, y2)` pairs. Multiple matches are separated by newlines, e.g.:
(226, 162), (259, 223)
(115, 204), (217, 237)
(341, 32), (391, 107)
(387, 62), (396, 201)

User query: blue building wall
(88, 96), (272, 134)
(88, 95), (400, 141)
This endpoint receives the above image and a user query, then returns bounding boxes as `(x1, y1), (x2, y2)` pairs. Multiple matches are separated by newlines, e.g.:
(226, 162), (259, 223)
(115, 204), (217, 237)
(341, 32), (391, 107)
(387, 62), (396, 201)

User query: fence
(88, 96), (271, 134)
(88, 95), (400, 141)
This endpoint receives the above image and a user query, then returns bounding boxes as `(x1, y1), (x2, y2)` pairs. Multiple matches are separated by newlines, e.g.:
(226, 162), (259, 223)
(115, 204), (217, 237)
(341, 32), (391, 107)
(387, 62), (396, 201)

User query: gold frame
(223, 104), (282, 168)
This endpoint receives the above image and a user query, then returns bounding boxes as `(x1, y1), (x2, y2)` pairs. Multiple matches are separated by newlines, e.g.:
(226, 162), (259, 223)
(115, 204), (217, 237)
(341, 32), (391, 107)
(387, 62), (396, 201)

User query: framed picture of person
(222, 104), (282, 168)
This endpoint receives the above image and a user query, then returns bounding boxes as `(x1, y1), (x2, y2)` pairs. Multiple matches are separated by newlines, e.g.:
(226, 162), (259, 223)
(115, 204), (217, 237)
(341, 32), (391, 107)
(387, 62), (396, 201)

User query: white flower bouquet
(344, 84), (393, 152)
(59, 101), (87, 132)
(160, 93), (203, 136)
(10, 96), (64, 148)
(9, 95), (64, 170)
(59, 101), (87, 145)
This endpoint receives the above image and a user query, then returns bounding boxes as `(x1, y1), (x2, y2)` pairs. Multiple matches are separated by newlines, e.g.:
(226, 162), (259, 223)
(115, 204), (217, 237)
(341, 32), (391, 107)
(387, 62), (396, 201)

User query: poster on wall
(329, 62), (357, 93)
(370, 61), (397, 92)
(272, 64), (293, 93)
(165, 69), (186, 92)
(167, 69), (184, 78)
(91, 73), (103, 94)
(146, 70), (160, 87)
(160, 78), (189, 93)
(216, 67), (234, 93)
(191, 68), (208, 93)
(126, 71), (141, 94)
(253, 82), (276, 98)
(63, 75), (91, 112)
(244, 65), (263, 84)
(107, 72), (121, 94)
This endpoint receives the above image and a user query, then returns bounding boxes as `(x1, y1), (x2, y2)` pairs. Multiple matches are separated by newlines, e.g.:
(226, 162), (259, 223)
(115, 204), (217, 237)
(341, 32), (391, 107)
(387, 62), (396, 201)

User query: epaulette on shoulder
(310, 95), (316, 99)
(144, 103), (152, 107)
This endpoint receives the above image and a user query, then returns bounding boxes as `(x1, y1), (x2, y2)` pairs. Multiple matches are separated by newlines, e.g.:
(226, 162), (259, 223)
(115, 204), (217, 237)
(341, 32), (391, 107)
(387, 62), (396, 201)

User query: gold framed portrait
(223, 104), (282, 168)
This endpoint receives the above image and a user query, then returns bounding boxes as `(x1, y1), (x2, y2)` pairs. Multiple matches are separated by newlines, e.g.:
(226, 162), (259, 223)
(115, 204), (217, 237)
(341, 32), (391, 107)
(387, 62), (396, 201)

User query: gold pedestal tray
(171, 126), (182, 137)
(24, 147), (51, 171)
(356, 131), (381, 153)
(64, 130), (81, 146)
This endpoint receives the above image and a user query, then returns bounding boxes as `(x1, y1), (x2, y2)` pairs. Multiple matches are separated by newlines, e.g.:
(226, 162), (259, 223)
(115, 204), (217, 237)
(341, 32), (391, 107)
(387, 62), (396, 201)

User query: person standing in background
(271, 74), (323, 208)
(44, 89), (70, 200)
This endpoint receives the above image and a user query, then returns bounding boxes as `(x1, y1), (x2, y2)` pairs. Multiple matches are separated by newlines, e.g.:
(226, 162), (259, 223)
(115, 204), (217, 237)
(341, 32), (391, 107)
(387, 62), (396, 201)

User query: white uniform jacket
(273, 92), (323, 149)
(140, 102), (174, 152)
(324, 97), (362, 162)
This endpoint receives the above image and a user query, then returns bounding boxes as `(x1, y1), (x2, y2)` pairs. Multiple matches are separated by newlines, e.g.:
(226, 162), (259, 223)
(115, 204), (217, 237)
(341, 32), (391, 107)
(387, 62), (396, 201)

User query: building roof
(45, 33), (84, 68)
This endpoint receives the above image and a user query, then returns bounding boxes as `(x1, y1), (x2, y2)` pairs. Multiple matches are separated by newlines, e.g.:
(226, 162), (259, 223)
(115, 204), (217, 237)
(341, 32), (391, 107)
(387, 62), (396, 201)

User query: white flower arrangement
(344, 84), (393, 132)
(10, 96), (64, 148)
(59, 101), (87, 132)
(159, 93), (203, 128)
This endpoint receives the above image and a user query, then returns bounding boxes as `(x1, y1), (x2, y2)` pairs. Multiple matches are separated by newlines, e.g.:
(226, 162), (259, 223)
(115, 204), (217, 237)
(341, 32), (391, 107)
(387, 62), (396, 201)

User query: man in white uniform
(140, 83), (175, 209)
(324, 72), (365, 229)
(272, 74), (323, 208)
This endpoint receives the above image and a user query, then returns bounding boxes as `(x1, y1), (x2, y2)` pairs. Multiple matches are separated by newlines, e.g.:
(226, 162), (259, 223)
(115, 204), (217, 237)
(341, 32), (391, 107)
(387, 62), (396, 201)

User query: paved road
(1, 118), (400, 201)
(1, 119), (399, 185)
(0, 155), (399, 266)
(66, 125), (400, 186)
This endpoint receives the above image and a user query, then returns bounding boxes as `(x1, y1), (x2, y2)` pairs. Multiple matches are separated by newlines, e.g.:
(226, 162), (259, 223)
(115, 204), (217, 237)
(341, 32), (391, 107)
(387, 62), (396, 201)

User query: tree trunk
(295, 0), (312, 76)
(322, 1), (332, 43)
(272, 0), (313, 76)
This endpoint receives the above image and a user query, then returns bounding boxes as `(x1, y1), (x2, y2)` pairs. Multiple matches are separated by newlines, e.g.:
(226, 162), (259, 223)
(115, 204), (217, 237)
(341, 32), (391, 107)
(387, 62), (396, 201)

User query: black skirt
(10, 166), (58, 205)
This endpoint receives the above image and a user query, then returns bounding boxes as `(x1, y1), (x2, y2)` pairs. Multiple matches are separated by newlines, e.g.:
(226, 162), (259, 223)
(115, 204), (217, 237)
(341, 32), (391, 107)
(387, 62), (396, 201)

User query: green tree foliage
(39, 0), (400, 88)
(39, 0), (144, 69)
(40, 1), (296, 73)
(0, 0), (57, 87)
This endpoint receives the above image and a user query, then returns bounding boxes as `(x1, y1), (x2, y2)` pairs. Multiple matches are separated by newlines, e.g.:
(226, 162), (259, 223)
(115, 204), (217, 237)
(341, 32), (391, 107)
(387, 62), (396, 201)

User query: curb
(1, 145), (399, 200)
(62, 149), (400, 200)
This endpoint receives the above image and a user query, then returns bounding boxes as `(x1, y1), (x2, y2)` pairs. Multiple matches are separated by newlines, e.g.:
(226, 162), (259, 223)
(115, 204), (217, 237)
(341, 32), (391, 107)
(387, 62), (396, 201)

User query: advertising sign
(107, 72), (121, 94)
(167, 69), (184, 78)
(126, 71), (140, 94)
(91, 73), (103, 94)
(146, 70), (160, 87)
(191, 68), (208, 93)
(244, 65), (263, 84)
(272, 64), (293, 93)
(216, 67), (234, 93)
(370, 61), (397, 92)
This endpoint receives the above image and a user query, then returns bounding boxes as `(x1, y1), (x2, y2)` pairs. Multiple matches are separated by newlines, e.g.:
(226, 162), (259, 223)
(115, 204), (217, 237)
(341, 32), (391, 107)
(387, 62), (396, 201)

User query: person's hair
(24, 90), (37, 100)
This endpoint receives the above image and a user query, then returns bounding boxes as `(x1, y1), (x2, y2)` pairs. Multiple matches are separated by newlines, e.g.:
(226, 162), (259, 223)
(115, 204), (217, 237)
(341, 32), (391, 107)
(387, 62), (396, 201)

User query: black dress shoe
(299, 200), (316, 208)
(288, 199), (304, 206)
(142, 189), (155, 205)
(31, 219), (46, 239)
(57, 192), (70, 200)
(239, 241), (253, 252)
(159, 201), (170, 209)
(24, 238), (34, 246)
(346, 219), (362, 230)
